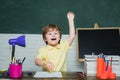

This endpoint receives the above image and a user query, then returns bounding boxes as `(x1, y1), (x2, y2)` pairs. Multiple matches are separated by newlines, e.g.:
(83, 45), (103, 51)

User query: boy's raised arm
(67, 12), (75, 46)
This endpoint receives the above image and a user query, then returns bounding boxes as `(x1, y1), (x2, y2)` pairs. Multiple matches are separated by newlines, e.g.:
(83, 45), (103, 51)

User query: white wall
(0, 34), (83, 72)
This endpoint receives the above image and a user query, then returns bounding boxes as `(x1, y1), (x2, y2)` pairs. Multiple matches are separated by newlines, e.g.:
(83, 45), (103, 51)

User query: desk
(0, 72), (120, 80)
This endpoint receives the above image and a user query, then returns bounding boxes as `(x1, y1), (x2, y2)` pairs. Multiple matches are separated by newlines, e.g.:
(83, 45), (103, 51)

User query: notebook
(34, 72), (62, 78)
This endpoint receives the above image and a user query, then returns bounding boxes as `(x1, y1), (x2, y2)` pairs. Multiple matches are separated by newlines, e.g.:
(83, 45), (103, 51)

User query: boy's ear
(43, 38), (47, 41)
(44, 39), (48, 44)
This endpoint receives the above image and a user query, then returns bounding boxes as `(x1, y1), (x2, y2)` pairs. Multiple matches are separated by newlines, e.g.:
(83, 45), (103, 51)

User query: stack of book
(83, 55), (120, 76)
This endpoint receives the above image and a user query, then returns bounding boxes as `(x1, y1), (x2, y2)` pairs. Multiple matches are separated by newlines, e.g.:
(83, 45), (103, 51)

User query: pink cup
(9, 64), (22, 78)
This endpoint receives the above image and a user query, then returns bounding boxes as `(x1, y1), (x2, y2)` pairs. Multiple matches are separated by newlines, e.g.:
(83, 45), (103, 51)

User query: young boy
(35, 12), (75, 72)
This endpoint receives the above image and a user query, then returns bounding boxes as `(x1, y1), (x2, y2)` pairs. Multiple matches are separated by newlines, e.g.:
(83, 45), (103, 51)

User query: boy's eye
(48, 33), (52, 35)
(47, 32), (58, 35)
(54, 32), (58, 35)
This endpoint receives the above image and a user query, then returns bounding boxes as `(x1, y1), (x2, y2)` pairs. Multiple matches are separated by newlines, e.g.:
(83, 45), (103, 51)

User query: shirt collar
(46, 44), (60, 50)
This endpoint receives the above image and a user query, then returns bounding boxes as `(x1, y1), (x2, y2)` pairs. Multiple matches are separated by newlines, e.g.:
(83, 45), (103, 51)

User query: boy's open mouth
(51, 38), (56, 41)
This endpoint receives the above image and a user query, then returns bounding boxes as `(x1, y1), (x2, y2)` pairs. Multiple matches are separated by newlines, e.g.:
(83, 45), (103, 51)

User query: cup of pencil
(9, 57), (25, 78)
(9, 63), (22, 78)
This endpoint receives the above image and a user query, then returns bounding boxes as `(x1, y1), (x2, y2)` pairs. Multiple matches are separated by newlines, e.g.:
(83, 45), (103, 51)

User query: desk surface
(0, 71), (120, 80)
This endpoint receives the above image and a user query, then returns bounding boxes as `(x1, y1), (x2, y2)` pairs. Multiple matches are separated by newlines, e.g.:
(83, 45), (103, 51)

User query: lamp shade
(9, 35), (26, 47)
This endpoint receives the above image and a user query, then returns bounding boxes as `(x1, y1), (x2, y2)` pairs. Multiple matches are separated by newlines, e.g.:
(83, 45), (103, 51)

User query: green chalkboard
(0, 0), (120, 34)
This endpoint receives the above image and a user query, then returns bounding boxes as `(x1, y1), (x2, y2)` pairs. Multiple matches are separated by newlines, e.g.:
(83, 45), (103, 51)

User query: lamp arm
(11, 46), (15, 62)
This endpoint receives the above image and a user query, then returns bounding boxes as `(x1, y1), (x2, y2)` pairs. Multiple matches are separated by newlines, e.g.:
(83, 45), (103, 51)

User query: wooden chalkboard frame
(76, 25), (120, 62)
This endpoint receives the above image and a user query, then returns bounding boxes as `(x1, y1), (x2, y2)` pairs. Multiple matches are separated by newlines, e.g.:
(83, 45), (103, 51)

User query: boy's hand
(67, 12), (75, 20)
(44, 61), (54, 72)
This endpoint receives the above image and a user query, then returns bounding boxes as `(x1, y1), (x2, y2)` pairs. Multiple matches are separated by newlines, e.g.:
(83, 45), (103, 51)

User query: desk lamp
(8, 35), (26, 62)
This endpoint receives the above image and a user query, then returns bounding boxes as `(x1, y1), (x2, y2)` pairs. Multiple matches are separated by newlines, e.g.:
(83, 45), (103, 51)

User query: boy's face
(44, 28), (60, 46)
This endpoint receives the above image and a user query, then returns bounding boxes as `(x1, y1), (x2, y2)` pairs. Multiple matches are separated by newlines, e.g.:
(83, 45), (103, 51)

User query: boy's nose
(52, 33), (56, 36)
